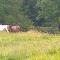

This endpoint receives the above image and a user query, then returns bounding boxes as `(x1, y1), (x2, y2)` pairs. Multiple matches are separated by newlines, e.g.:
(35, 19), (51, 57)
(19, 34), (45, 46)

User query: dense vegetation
(0, 32), (60, 60)
(0, 0), (60, 32)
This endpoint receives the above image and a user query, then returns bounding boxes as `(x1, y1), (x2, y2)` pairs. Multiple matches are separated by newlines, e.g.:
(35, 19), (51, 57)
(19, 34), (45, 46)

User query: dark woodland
(0, 0), (60, 33)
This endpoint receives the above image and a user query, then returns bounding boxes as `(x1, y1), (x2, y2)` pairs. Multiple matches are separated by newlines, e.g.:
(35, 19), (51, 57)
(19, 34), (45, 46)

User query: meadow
(0, 31), (60, 60)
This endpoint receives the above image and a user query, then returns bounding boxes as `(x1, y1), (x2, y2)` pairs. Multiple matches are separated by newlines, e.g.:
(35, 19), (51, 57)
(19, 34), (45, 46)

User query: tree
(23, 0), (37, 21)
(36, 0), (58, 27)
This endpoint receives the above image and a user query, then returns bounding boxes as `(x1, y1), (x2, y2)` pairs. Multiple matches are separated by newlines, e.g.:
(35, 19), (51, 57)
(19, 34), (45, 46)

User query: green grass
(0, 31), (60, 60)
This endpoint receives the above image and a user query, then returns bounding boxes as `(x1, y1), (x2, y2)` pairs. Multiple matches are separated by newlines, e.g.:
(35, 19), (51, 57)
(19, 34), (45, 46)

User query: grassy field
(0, 31), (60, 60)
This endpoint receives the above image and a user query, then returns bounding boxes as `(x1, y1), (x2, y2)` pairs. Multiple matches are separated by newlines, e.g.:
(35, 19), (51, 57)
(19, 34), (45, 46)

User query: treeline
(0, 0), (60, 33)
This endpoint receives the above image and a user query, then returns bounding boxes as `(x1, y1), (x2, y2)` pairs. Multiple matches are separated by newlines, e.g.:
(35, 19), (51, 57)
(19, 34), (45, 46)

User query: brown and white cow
(0, 24), (20, 32)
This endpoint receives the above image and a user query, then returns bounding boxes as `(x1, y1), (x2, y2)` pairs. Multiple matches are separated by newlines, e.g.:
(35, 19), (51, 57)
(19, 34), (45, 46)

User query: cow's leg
(6, 28), (9, 33)
(7, 29), (9, 33)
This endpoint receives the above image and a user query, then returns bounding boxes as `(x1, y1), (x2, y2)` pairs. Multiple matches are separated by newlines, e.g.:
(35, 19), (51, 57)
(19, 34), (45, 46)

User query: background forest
(0, 0), (60, 33)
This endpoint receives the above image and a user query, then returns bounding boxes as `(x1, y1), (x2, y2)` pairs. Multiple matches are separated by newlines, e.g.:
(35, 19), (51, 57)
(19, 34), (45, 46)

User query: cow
(0, 24), (20, 32)
(8, 25), (20, 32)
(0, 25), (10, 32)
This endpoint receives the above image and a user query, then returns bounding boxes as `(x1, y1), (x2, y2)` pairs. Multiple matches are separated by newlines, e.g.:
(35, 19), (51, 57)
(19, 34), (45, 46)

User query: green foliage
(23, 0), (37, 21)
(36, 0), (58, 26)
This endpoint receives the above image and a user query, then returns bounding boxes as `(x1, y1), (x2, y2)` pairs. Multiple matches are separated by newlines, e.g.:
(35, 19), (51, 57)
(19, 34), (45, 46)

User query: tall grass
(0, 31), (60, 60)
